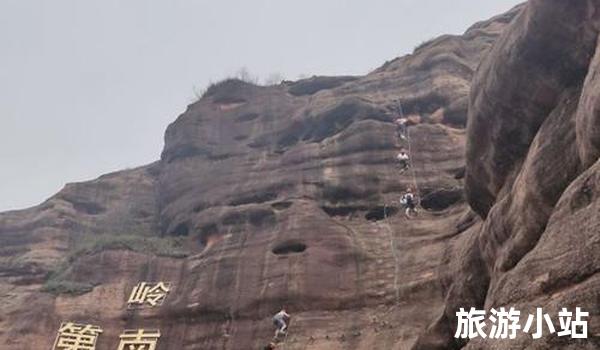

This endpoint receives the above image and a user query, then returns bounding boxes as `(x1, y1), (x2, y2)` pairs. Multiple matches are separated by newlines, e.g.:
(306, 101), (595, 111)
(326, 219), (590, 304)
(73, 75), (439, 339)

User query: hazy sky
(0, 0), (522, 211)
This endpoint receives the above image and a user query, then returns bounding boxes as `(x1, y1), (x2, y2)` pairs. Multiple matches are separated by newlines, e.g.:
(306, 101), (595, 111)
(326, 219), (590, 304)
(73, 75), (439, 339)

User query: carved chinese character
(117, 329), (161, 350)
(53, 322), (103, 350)
(127, 282), (171, 308)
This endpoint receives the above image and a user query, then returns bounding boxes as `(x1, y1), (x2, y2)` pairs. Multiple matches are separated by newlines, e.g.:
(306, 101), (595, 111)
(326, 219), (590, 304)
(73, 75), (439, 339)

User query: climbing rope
(406, 127), (421, 209)
(281, 327), (290, 349)
(380, 99), (423, 308)
(383, 203), (400, 305)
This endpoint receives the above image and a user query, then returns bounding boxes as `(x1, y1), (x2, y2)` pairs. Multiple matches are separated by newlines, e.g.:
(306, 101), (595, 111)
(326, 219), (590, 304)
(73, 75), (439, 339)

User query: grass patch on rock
(42, 233), (189, 295)
(67, 233), (190, 261)
(42, 279), (94, 295)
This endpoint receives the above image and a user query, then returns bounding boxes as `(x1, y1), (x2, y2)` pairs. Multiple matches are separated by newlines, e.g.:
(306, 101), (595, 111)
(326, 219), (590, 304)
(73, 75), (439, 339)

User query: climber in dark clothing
(400, 188), (418, 218)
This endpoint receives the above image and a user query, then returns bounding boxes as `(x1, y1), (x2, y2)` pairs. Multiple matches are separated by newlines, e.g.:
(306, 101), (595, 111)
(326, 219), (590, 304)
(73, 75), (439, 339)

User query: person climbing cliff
(396, 150), (410, 172)
(395, 117), (408, 139)
(400, 188), (418, 218)
(272, 308), (290, 338)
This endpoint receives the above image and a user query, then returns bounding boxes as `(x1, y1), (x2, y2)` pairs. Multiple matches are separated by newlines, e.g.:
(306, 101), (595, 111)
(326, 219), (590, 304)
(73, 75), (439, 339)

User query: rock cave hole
(420, 188), (464, 211)
(272, 241), (307, 255)
(271, 201), (293, 210)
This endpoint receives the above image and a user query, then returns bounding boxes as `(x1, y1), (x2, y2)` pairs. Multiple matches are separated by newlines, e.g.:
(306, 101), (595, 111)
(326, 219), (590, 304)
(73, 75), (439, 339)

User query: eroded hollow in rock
(70, 200), (106, 215)
(321, 206), (365, 217)
(272, 241), (307, 255)
(229, 191), (278, 206)
(322, 185), (374, 204)
(420, 188), (464, 211)
(365, 206), (398, 221)
(271, 201), (293, 210)
(171, 222), (190, 236)
(570, 176), (595, 211)
(197, 223), (219, 251)
(401, 92), (448, 115)
(453, 166), (466, 180)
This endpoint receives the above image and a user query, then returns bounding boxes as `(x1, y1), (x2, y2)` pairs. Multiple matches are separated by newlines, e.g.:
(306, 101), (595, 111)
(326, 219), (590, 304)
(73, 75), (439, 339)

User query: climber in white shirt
(396, 150), (410, 172)
(272, 308), (290, 338)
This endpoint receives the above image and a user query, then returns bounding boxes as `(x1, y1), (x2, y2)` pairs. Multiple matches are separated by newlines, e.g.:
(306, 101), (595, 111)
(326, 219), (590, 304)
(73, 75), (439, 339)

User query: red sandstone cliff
(415, 1), (600, 349)
(4, 2), (599, 349)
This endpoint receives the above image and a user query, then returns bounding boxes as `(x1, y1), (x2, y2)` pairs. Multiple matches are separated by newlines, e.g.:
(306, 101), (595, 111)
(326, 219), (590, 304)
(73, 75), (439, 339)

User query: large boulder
(416, 1), (600, 349)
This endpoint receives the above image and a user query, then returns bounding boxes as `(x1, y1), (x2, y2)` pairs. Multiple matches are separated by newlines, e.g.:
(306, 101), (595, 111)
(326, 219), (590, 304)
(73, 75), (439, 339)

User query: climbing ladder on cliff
(382, 204), (400, 305)
(380, 99), (422, 307)
(395, 100), (420, 198)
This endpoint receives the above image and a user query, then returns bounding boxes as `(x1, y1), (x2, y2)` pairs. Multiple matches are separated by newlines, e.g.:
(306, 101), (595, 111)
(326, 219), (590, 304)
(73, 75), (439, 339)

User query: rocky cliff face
(415, 1), (600, 349)
(5, 2), (598, 349)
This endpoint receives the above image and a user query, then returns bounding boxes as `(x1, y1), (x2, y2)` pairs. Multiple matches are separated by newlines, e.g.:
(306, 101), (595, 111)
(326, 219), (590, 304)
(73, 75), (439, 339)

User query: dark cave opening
(321, 205), (365, 217)
(271, 201), (293, 210)
(365, 206), (398, 221)
(272, 241), (307, 255)
(420, 188), (464, 211)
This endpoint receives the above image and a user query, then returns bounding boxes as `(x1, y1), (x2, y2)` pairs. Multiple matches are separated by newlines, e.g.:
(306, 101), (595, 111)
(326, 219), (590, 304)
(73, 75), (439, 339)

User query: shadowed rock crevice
(452, 166), (466, 180)
(321, 185), (379, 204)
(569, 174), (596, 212)
(229, 191), (279, 206)
(321, 205), (366, 218)
(170, 222), (189, 236)
(420, 188), (464, 211)
(270, 201), (293, 210)
(364, 206), (398, 221)
(221, 208), (276, 227)
(70, 200), (106, 215)
(287, 76), (359, 96)
(401, 92), (449, 116)
(197, 223), (219, 248)
(275, 98), (388, 151)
